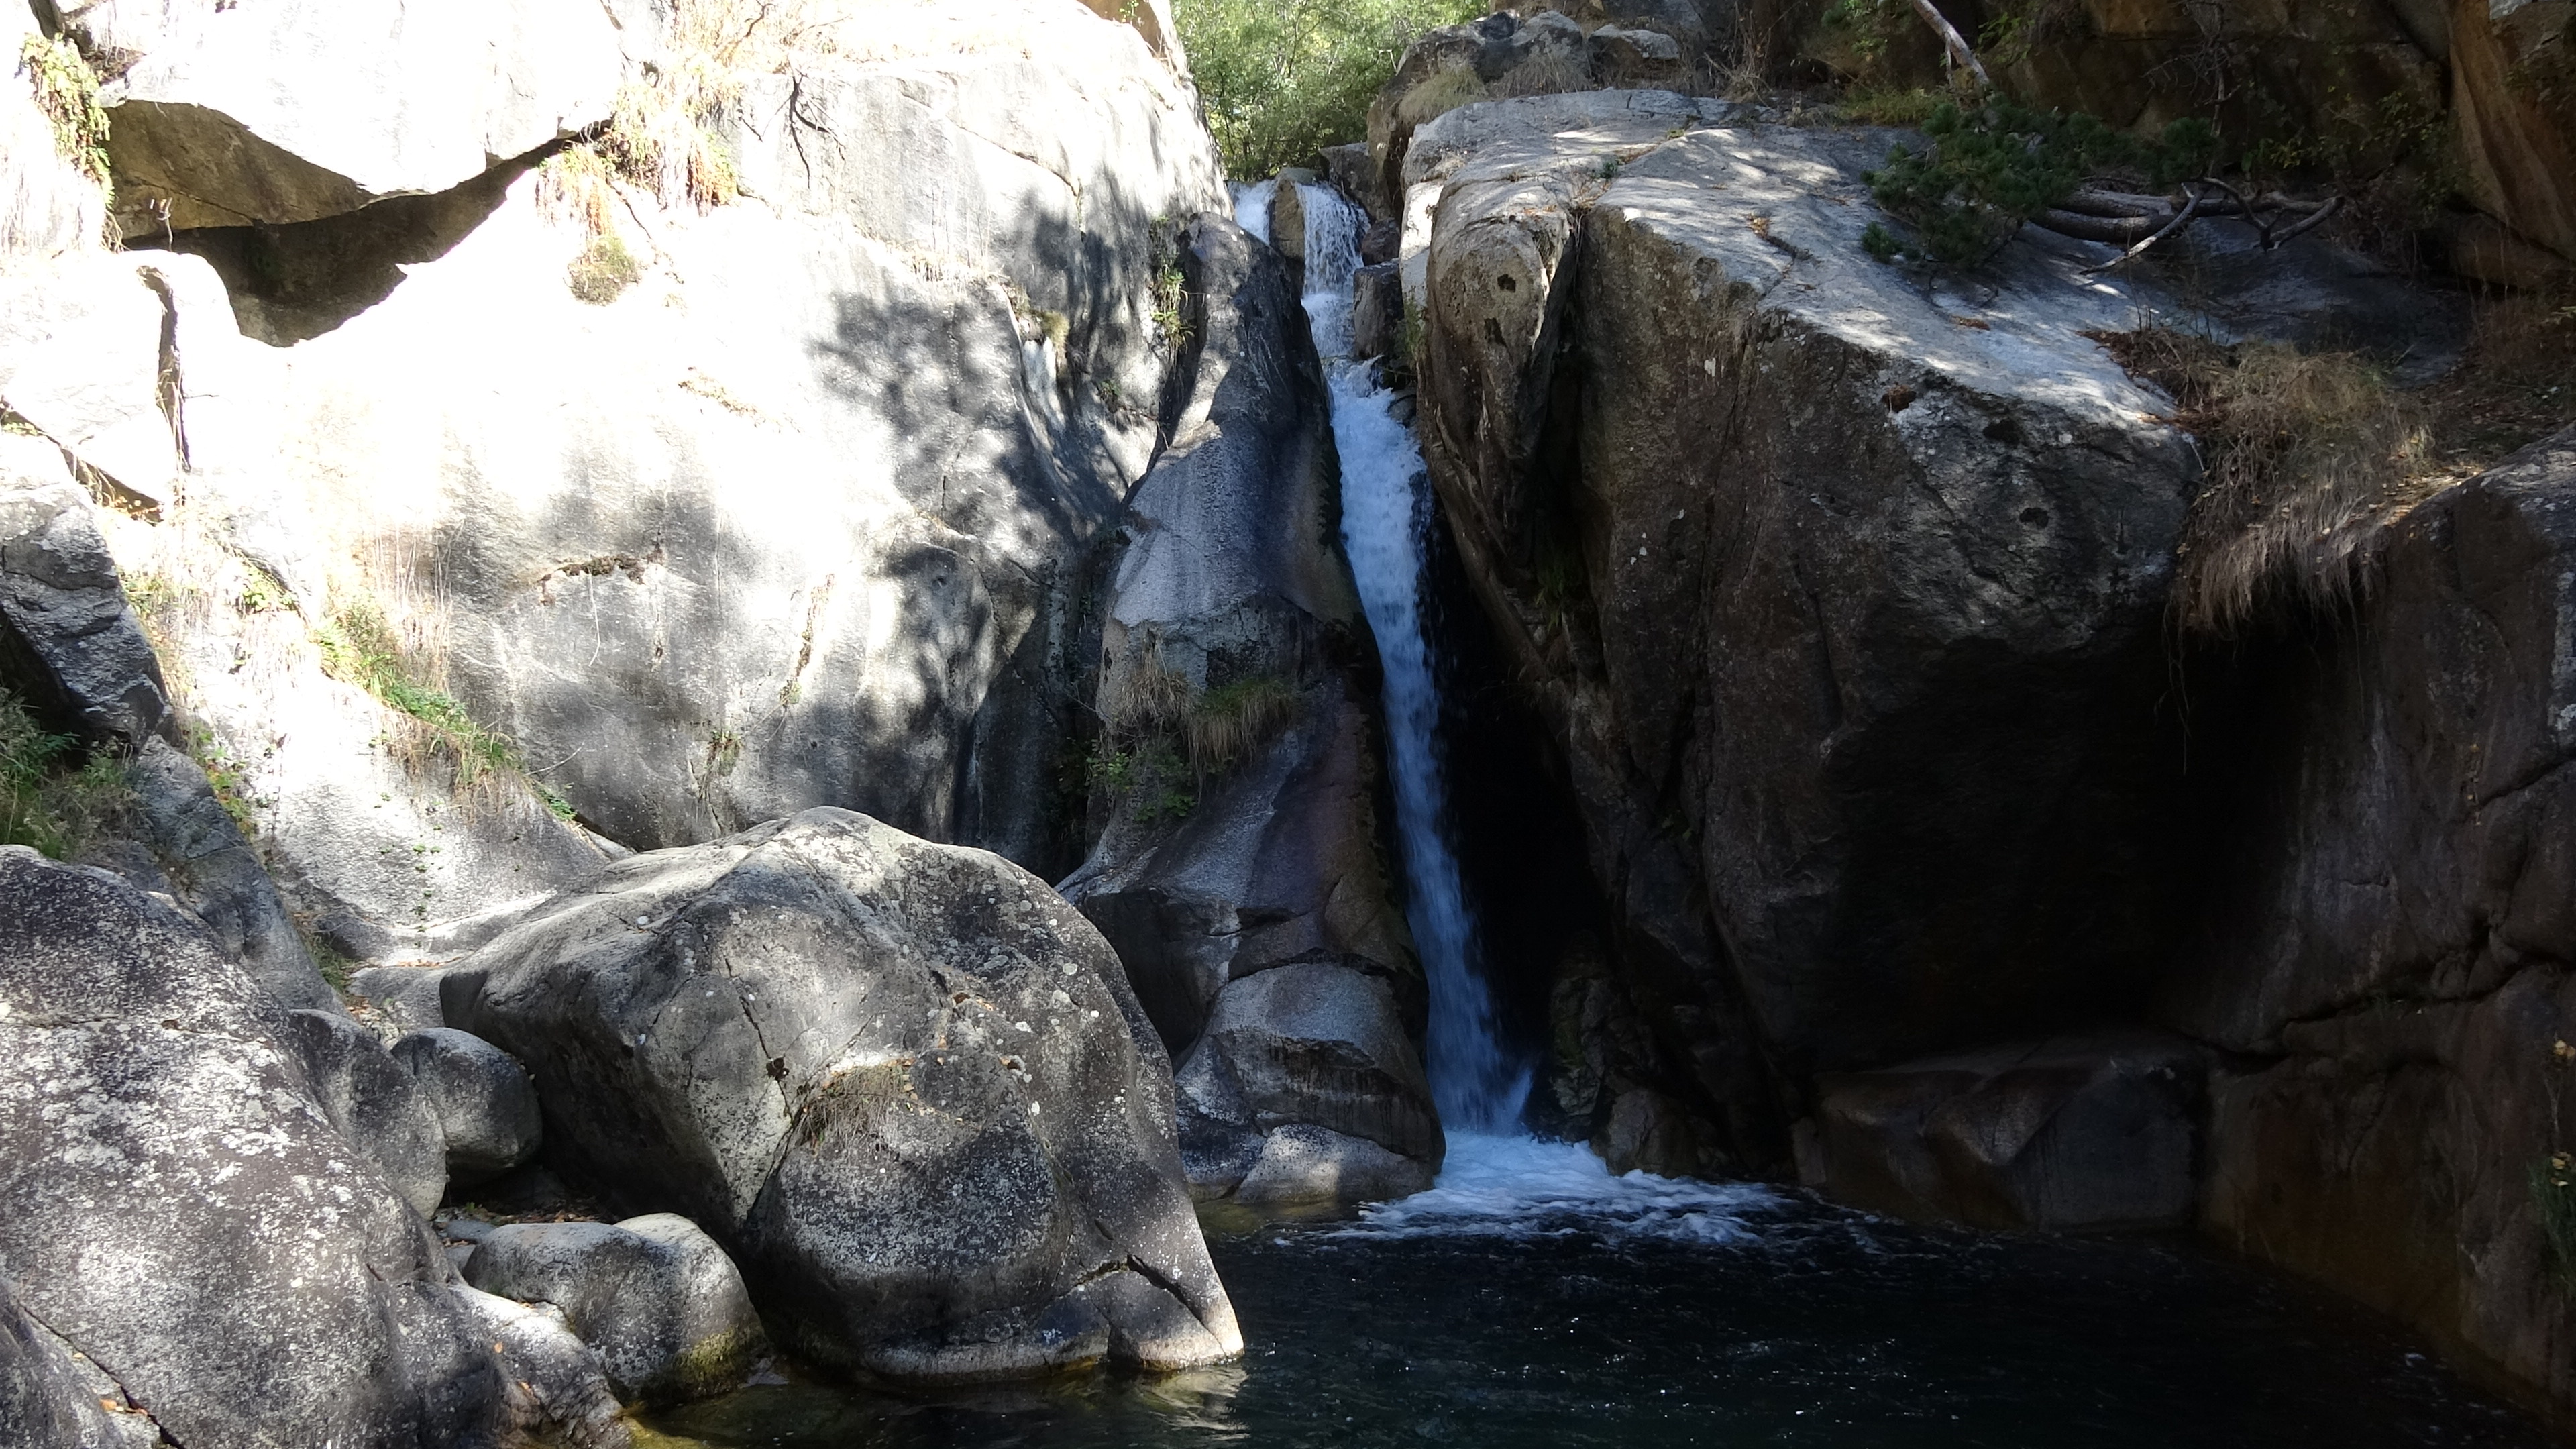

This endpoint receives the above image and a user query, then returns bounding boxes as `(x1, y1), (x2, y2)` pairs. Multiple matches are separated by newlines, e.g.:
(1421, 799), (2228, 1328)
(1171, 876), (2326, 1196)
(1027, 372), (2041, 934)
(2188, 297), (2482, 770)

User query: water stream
(632, 186), (2557, 1449)
(1293, 181), (1532, 1137)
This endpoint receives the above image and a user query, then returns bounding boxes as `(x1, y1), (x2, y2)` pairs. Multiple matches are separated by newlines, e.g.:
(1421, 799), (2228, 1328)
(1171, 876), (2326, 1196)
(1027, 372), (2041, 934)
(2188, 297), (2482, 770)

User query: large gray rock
(0, 1276), (142, 1449)
(462, 1215), (763, 1405)
(281, 1007), (448, 1218)
(0, 846), (610, 1448)
(1809, 1032), (2203, 1232)
(1408, 101), (2196, 1164)
(392, 1026), (543, 1185)
(57, 0), (631, 234)
(1174, 962), (1442, 1199)
(452, 1287), (631, 1449)
(445, 808), (1242, 1382)
(1232, 1122), (1434, 1208)
(2173, 428), (2576, 1415)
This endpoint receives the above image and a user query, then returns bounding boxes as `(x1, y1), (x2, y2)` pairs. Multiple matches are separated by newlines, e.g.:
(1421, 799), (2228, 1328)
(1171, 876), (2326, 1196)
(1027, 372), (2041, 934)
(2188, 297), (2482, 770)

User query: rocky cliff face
(0, 1), (1272, 1439)
(1057, 213), (1438, 1207)
(1407, 91), (2199, 1169)
(2177, 430), (2576, 1411)
(4, 0), (1225, 960)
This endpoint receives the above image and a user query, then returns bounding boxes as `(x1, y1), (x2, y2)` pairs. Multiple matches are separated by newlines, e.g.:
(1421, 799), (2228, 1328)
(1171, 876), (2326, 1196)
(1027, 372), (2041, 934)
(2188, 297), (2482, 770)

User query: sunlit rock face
(0, 0), (1225, 956)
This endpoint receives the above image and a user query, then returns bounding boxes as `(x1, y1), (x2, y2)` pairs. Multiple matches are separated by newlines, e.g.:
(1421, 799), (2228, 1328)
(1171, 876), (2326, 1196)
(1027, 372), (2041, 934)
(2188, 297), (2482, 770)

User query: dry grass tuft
(1185, 676), (1297, 769)
(2098, 329), (2432, 637)
(1104, 646), (1194, 739)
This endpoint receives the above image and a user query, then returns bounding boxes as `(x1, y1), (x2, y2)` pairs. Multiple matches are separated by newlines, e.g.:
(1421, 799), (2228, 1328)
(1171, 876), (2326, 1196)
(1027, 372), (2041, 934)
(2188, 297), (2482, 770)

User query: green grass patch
(1178, 0), (1483, 178)
(566, 234), (643, 305)
(313, 600), (555, 805)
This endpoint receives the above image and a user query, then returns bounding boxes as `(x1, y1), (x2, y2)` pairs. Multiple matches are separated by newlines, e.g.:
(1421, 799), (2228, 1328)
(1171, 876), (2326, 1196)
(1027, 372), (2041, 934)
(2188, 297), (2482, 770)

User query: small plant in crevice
(1149, 258), (1191, 350)
(0, 688), (133, 860)
(186, 722), (268, 837)
(566, 233), (643, 305)
(313, 598), (556, 807)
(17, 32), (111, 207)
(1186, 676), (1296, 770)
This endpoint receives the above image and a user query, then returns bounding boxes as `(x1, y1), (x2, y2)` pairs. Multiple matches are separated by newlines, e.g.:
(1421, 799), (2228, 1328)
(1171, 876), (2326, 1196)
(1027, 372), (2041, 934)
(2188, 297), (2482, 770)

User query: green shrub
(2535, 1152), (2576, 1285)
(17, 34), (110, 199)
(566, 234), (642, 304)
(1865, 99), (2217, 266)
(1177, 0), (1483, 178)
(1, 688), (133, 859)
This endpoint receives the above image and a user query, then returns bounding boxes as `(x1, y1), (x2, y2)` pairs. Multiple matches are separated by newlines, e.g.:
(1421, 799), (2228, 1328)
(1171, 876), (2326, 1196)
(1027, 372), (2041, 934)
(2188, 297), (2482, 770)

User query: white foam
(1230, 179), (1277, 244)
(1339, 1134), (1787, 1244)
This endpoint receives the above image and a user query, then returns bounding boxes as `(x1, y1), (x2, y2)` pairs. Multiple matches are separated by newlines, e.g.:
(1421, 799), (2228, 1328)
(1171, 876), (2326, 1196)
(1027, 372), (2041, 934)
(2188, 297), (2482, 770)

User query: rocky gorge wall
(1385, 75), (2576, 1423)
(0, 1), (1381, 1442)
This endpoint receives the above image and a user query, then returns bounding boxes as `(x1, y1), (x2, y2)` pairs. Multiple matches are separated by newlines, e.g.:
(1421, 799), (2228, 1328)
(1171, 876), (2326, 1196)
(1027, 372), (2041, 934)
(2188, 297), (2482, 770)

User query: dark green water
(638, 1138), (2551, 1449)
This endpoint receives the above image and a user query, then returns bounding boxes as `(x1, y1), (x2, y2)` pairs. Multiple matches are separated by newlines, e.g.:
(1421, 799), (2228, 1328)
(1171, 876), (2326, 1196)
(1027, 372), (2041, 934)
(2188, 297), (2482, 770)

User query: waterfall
(1293, 184), (1532, 1136)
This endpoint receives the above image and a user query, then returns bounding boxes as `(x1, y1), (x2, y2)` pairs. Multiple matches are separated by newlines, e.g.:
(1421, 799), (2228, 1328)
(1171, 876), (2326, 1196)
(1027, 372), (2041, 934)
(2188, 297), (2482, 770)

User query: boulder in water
(1810, 1032), (2204, 1231)
(462, 1215), (763, 1405)
(445, 808), (1241, 1381)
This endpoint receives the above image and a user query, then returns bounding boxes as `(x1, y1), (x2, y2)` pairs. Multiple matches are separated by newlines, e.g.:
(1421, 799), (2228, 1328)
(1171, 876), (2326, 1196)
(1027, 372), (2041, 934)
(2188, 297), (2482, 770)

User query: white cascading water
(1248, 180), (1752, 1238)
(1289, 182), (1529, 1137)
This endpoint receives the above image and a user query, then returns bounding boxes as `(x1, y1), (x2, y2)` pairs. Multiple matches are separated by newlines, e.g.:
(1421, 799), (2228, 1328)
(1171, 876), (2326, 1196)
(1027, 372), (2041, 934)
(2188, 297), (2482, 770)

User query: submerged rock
(0, 847), (610, 1448)
(462, 1215), (762, 1405)
(1810, 1031), (2204, 1232)
(1176, 963), (1443, 1178)
(446, 808), (1241, 1382)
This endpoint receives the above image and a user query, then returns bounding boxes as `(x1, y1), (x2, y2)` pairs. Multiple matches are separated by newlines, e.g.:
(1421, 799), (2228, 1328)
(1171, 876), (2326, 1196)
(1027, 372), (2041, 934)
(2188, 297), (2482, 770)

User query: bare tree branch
(2081, 185), (2204, 274)
(1905, 0), (1994, 91)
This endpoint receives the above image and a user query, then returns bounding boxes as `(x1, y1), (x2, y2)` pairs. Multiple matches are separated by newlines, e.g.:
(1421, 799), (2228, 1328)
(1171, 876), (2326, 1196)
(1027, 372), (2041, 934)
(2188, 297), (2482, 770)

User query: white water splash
(1337, 1134), (1787, 1244)
(1299, 183), (1530, 1134)
(1230, 179), (1277, 245)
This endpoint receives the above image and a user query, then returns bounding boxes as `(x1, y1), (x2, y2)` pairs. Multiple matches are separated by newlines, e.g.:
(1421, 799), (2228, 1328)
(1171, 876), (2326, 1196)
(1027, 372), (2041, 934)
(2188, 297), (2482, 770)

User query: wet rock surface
(1810, 1032), (2204, 1232)
(1057, 212), (1433, 1206)
(445, 808), (1241, 1382)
